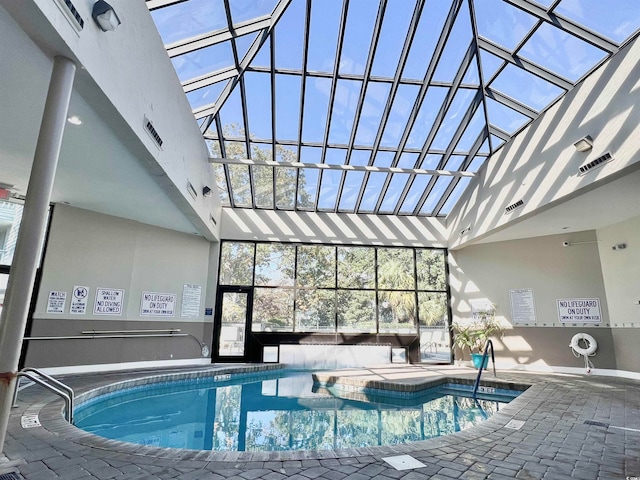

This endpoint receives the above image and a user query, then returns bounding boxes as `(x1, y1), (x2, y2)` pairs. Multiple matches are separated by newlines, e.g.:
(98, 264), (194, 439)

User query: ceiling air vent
(505, 199), (524, 214)
(578, 152), (613, 176)
(144, 116), (163, 149)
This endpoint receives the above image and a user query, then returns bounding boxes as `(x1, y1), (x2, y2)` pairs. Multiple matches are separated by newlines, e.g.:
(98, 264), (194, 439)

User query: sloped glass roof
(147, 0), (640, 216)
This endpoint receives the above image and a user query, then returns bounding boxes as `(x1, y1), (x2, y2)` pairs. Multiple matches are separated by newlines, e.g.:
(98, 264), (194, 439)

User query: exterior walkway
(1, 364), (639, 479)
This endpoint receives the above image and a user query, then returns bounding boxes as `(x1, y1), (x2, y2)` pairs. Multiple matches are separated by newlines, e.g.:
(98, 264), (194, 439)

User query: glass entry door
(214, 287), (252, 361)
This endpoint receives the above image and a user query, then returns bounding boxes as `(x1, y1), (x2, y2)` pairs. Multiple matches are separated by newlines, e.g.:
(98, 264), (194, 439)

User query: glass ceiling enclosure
(147, 0), (640, 216)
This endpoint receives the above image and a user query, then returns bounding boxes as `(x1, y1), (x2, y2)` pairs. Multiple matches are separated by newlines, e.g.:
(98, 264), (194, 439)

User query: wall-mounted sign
(181, 284), (201, 318)
(140, 292), (176, 317)
(557, 298), (601, 324)
(509, 288), (537, 325)
(70, 286), (89, 314)
(47, 291), (67, 314)
(93, 288), (124, 315)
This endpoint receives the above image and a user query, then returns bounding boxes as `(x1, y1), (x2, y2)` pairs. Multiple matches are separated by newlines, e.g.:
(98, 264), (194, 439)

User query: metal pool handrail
(472, 339), (496, 398)
(13, 368), (75, 423)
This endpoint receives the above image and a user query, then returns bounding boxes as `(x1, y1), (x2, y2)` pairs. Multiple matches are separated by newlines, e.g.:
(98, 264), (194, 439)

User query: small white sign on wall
(93, 288), (124, 315)
(557, 298), (601, 324)
(510, 288), (537, 325)
(70, 286), (89, 315)
(47, 291), (67, 314)
(140, 292), (176, 317)
(181, 284), (201, 318)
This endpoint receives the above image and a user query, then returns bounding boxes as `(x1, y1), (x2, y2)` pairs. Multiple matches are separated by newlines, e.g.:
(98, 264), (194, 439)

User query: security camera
(563, 241), (570, 247)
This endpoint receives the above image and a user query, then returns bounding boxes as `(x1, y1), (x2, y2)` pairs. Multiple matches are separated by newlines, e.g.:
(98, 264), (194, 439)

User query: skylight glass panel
(150, 0), (228, 45)
(206, 138), (222, 158)
(430, 88), (476, 151)
(478, 49), (504, 82)
(275, 145), (297, 162)
(466, 154), (487, 172)
(444, 155), (465, 170)
(298, 167), (319, 209)
(402, 1), (450, 80)
(218, 85), (245, 136)
(224, 140), (247, 158)
(349, 149), (371, 166)
(420, 176), (452, 215)
(275, 74), (301, 141)
(302, 77), (332, 143)
(489, 64), (564, 112)
(453, 106), (485, 153)
(306, 0), (342, 72)
(519, 23), (607, 82)
(461, 57), (480, 86)
(172, 42), (234, 83)
(486, 98), (529, 134)
(229, 0), (278, 25)
(324, 148), (347, 165)
(251, 36), (271, 68)
(373, 151), (394, 167)
(228, 164), (252, 206)
(474, 0), (538, 52)
(276, 167), (297, 209)
(358, 172), (387, 212)
(235, 32), (260, 64)
(554, 0), (640, 43)
(432, 1), (472, 82)
(354, 82), (391, 145)
(300, 145), (322, 163)
(186, 81), (228, 111)
(213, 164), (231, 206)
(251, 143), (272, 161)
(245, 72), (272, 140)
(379, 174), (410, 212)
(380, 84), (420, 148)
(317, 170), (342, 210)
(274, 0), (305, 70)
(328, 80), (362, 145)
(339, 0), (378, 76)
(399, 174), (432, 214)
(338, 171), (366, 211)
(438, 177), (470, 215)
(253, 165), (274, 208)
(405, 86), (448, 149)
(370, 0), (416, 78)
(420, 154), (441, 170)
(479, 138), (490, 155)
(397, 152), (418, 169)
(490, 134), (506, 150)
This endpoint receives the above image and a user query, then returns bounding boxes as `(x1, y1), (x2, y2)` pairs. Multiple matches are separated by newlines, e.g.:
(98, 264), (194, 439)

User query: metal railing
(472, 339), (496, 399)
(12, 368), (75, 423)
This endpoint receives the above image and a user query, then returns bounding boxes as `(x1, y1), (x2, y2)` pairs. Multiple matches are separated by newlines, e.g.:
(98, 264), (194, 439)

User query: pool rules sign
(93, 288), (124, 315)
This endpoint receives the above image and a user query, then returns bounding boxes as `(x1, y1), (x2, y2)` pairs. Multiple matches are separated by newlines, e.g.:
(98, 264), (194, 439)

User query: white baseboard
(498, 363), (640, 381)
(37, 358), (212, 376)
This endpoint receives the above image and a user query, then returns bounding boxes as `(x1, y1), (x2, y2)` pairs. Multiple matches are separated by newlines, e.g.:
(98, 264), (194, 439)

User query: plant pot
(471, 353), (489, 369)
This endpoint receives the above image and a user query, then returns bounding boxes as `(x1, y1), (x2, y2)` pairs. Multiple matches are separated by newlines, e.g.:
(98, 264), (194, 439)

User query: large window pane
(297, 245), (336, 288)
(337, 247), (375, 288)
(0, 200), (23, 266)
(295, 289), (336, 332)
(378, 291), (417, 333)
(337, 290), (376, 333)
(255, 243), (295, 286)
(418, 292), (448, 327)
(219, 242), (255, 285)
(377, 248), (415, 290)
(416, 249), (446, 291)
(253, 288), (294, 332)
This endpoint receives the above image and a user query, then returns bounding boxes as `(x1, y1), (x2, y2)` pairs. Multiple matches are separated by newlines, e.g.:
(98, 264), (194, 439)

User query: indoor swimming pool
(74, 370), (522, 452)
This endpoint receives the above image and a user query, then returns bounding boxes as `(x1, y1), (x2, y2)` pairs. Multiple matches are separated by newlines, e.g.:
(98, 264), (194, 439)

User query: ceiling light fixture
(92, 0), (121, 32)
(67, 115), (82, 125)
(573, 135), (593, 152)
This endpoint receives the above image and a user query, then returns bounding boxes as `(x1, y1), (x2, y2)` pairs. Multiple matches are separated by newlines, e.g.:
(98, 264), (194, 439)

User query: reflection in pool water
(75, 371), (517, 451)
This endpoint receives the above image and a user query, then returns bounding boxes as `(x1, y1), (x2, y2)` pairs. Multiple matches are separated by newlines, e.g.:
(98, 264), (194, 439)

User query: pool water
(75, 371), (518, 452)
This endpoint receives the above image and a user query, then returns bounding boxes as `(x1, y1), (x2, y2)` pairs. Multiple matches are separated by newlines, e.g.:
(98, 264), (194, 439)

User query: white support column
(0, 56), (76, 454)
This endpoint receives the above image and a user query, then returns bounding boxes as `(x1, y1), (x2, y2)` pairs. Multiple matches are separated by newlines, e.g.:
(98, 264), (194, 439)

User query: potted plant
(453, 306), (502, 369)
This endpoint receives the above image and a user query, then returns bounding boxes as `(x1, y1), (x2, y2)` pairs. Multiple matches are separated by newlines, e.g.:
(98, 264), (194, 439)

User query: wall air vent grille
(144, 116), (163, 149)
(578, 152), (613, 176)
(210, 215), (217, 226)
(54, 0), (84, 32)
(505, 199), (524, 214)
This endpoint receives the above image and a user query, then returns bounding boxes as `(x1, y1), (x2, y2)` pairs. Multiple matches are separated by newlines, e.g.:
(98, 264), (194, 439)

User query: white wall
(35, 205), (212, 321)
(221, 209), (449, 246)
